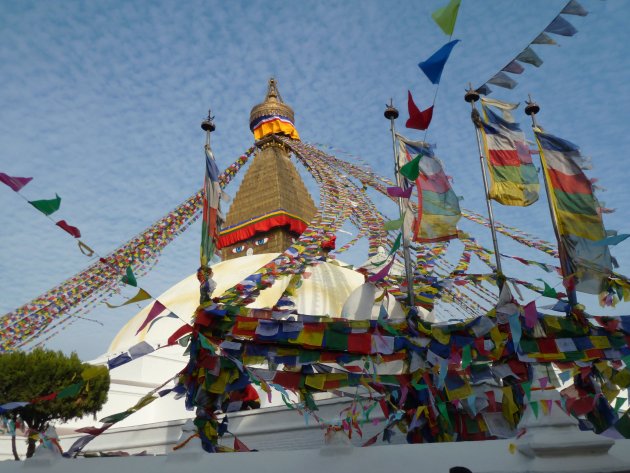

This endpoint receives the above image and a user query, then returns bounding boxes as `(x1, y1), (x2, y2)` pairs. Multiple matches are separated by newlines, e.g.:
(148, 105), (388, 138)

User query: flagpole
(524, 96), (578, 308)
(464, 86), (504, 287)
(384, 99), (415, 307)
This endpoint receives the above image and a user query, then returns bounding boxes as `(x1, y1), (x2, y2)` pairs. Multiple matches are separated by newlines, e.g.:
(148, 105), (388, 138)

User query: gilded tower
(218, 79), (317, 260)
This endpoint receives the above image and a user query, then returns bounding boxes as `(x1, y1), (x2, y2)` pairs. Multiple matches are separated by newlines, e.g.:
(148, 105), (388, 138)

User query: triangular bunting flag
(561, 0), (588, 17)
(135, 300), (167, 335)
(105, 288), (152, 308)
(545, 15), (578, 36)
(0, 172), (32, 192)
(406, 91), (434, 131)
(532, 32), (557, 45)
(487, 72), (517, 89)
(476, 84), (492, 95)
(516, 47), (543, 67)
(399, 154), (422, 180)
(122, 266), (138, 287)
(29, 194), (61, 216)
(418, 40), (460, 85)
(56, 220), (81, 238)
(502, 60), (524, 74)
(431, 0), (461, 36)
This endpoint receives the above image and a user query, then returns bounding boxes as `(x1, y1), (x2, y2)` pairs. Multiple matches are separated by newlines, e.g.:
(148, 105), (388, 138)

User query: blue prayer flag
(418, 40), (460, 84)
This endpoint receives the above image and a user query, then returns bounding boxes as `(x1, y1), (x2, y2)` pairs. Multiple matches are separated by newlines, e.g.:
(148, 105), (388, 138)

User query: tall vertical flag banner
(478, 99), (539, 206)
(534, 130), (612, 294)
(200, 144), (222, 266)
(398, 134), (461, 242)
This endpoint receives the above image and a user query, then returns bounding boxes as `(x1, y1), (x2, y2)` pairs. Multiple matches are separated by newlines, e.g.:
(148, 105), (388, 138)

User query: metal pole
(464, 87), (504, 286)
(384, 100), (415, 307)
(524, 96), (578, 308)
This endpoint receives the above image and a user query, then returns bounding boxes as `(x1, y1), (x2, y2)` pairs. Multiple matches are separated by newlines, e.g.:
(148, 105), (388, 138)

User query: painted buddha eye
(232, 245), (246, 254)
(254, 237), (269, 246)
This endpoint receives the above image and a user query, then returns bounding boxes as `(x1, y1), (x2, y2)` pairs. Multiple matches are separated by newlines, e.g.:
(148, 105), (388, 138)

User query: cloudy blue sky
(1, 0), (629, 359)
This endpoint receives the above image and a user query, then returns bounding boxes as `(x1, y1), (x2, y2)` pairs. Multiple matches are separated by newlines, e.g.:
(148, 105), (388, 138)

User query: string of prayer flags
(55, 220), (81, 238)
(418, 40), (460, 85)
(431, 0), (461, 36)
(406, 91), (434, 131)
(0, 172), (32, 192)
(478, 98), (539, 207)
(29, 194), (61, 216)
(534, 130), (613, 295)
(1, 148), (256, 353)
(398, 134), (461, 242)
(476, 0), (586, 93)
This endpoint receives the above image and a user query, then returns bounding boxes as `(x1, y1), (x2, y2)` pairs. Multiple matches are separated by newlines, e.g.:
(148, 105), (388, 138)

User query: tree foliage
(0, 348), (110, 457)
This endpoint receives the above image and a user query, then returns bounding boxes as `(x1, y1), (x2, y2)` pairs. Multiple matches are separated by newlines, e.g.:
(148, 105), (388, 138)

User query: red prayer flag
(135, 300), (167, 335)
(0, 172), (32, 192)
(406, 91), (434, 131)
(233, 436), (251, 452)
(56, 220), (82, 238)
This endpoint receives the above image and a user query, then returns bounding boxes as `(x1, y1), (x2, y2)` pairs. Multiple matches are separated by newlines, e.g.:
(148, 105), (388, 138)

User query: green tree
(0, 348), (110, 459)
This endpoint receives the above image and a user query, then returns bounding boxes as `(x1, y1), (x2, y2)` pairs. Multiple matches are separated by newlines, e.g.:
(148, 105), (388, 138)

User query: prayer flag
(0, 172), (32, 192)
(105, 288), (152, 308)
(532, 32), (557, 45)
(562, 0), (588, 17)
(545, 15), (578, 37)
(135, 300), (167, 335)
(200, 144), (222, 266)
(406, 91), (433, 131)
(418, 40), (460, 85)
(122, 266), (137, 287)
(29, 194), (61, 215)
(487, 72), (517, 90)
(516, 47), (543, 67)
(55, 220), (81, 238)
(478, 99), (539, 206)
(398, 134), (460, 242)
(502, 60), (524, 75)
(535, 130), (612, 294)
(431, 0), (461, 35)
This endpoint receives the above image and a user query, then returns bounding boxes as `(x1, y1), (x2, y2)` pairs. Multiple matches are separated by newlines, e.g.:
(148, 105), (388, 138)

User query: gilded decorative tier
(249, 78), (295, 128)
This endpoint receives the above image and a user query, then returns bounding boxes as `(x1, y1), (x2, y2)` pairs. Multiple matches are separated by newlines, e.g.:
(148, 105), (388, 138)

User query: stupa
(218, 78), (317, 260)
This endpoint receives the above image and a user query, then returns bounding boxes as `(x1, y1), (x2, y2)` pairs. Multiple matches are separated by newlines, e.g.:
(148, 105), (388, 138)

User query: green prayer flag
(615, 411), (630, 439)
(100, 410), (133, 424)
(537, 279), (558, 298)
(57, 382), (83, 399)
(530, 400), (539, 418)
(522, 381), (532, 401)
(461, 344), (471, 369)
(614, 397), (626, 412)
(431, 0), (461, 36)
(384, 218), (403, 231)
(122, 266), (137, 287)
(399, 155), (422, 181)
(29, 194), (61, 216)
(437, 401), (451, 428)
(389, 233), (403, 255)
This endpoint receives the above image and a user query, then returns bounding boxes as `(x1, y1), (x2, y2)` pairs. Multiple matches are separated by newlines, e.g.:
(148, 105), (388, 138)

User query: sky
(1, 0), (629, 360)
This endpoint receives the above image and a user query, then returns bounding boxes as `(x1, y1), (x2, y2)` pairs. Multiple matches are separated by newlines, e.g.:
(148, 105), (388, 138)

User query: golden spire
(249, 78), (295, 129)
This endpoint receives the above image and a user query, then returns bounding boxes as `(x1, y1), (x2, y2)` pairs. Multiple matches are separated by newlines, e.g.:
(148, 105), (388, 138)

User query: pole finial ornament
(524, 95), (540, 116)
(384, 99), (399, 120)
(201, 109), (216, 132)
